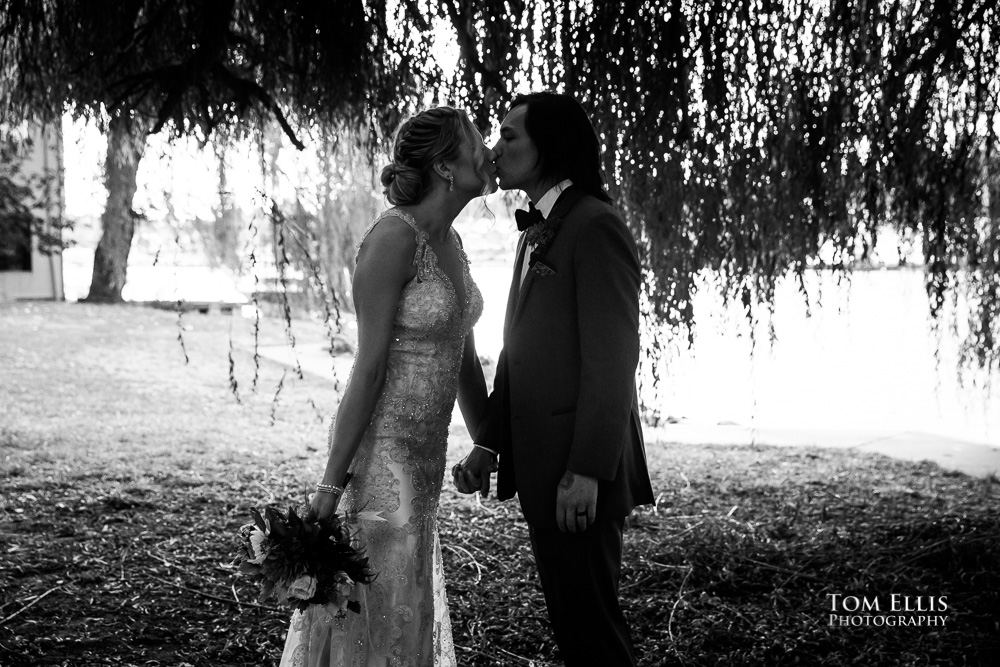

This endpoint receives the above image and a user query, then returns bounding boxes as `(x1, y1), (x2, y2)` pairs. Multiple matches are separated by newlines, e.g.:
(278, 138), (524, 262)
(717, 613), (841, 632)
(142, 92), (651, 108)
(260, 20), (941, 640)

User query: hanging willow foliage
(2, 0), (998, 375)
(0, 0), (447, 306)
(0, 0), (431, 145)
(428, 0), (1000, 375)
(625, 0), (997, 375)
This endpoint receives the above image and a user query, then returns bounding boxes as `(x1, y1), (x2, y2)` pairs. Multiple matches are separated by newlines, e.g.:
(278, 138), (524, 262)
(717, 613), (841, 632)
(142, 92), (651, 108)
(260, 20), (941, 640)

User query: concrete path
(257, 343), (1000, 480)
(646, 423), (1000, 479)
(257, 342), (356, 387)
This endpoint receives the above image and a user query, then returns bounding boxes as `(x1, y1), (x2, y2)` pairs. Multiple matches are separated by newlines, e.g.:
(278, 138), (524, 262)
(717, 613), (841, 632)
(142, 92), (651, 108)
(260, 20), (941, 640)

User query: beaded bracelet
(316, 483), (345, 496)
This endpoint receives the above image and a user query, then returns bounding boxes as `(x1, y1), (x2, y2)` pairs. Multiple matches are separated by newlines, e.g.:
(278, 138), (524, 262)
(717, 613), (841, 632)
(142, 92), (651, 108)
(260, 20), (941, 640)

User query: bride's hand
(308, 490), (341, 522)
(453, 447), (496, 497)
(452, 461), (473, 494)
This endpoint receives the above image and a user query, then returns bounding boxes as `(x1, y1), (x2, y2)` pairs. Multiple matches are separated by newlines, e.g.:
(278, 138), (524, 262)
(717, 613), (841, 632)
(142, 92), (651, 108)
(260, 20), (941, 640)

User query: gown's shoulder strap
(357, 208), (431, 281)
(448, 226), (463, 250)
(448, 227), (471, 270)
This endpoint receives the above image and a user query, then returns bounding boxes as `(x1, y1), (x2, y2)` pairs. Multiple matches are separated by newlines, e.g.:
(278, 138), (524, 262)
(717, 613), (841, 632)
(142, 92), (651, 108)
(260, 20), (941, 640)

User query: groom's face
(492, 105), (540, 193)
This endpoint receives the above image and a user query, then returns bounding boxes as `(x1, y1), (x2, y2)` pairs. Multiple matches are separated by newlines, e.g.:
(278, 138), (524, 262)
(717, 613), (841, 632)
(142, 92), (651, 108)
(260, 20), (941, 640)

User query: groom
(455, 92), (654, 666)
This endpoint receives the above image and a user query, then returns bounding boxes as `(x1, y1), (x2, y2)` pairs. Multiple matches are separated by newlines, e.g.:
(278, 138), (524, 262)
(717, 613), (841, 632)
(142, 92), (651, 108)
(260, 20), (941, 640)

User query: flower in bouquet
(233, 505), (375, 615)
(286, 574), (318, 601)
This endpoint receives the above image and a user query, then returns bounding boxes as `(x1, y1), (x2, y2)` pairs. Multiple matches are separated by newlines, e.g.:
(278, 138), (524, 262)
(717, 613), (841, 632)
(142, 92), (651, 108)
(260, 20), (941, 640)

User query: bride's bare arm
(454, 331), (496, 497)
(456, 331), (488, 438)
(310, 218), (416, 519)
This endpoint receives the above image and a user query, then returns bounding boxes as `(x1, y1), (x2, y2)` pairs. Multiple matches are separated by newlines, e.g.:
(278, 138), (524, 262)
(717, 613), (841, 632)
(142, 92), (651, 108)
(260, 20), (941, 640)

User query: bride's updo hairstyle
(380, 107), (478, 205)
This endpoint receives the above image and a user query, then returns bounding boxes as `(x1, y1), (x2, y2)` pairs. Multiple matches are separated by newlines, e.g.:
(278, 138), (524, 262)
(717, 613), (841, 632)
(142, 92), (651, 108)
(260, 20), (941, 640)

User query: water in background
(469, 261), (1000, 447)
(63, 244), (999, 446)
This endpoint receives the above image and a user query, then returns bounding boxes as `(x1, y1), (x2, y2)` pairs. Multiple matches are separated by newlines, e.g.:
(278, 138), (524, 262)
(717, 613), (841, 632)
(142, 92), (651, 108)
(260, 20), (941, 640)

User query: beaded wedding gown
(279, 209), (483, 667)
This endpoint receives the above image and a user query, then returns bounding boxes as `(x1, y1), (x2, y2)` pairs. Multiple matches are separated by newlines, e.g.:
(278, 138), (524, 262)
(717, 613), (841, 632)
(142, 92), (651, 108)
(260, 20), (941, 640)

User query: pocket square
(529, 254), (557, 277)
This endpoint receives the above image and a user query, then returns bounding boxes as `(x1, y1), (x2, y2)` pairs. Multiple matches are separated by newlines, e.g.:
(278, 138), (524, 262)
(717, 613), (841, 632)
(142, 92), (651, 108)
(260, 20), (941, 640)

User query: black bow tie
(515, 203), (545, 231)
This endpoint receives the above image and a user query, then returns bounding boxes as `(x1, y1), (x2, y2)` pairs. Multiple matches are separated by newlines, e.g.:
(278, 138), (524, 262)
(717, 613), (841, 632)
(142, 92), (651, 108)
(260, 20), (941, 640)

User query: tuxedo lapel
(511, 260), (537, 326)
(545, 185), (585, 224)
(504, 234), (528, 340)
(509, 187), (586, 329)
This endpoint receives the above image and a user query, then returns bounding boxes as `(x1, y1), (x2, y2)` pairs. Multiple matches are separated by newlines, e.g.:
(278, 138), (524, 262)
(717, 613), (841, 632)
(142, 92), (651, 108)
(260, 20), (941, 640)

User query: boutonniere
(523, 215), (562, 254)
(528, 253), (557, 277)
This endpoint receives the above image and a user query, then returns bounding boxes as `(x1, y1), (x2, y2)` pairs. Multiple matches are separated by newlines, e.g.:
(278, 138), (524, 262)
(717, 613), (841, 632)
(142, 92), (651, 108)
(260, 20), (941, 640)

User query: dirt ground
(2, 302), (999, 666)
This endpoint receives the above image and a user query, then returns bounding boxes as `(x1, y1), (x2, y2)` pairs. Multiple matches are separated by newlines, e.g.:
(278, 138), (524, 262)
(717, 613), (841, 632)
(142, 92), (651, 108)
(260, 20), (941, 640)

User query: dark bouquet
(233, 505), (375, 616)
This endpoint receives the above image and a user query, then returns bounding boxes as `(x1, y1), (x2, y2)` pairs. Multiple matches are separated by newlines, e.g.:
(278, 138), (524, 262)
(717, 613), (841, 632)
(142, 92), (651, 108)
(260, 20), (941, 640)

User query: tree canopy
(0, 0), (424, 142)
(2, 0), (998, 373)
(421, 0), (1000, 376)
(0, 0), (435, 300)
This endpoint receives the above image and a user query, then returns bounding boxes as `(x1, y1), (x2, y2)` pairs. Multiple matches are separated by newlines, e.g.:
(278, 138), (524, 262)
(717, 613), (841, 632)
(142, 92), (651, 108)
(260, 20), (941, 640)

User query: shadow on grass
(440, 446), (1000, 667)
(2, 433), (998, 666)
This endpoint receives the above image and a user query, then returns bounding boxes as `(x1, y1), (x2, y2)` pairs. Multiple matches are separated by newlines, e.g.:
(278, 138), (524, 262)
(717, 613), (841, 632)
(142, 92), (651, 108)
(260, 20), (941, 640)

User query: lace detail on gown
(279, 208), (483, 667)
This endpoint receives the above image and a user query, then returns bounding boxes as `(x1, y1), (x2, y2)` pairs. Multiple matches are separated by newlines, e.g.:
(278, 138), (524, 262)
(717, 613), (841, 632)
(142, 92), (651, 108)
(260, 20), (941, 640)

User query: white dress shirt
(520, 179), (573, 285)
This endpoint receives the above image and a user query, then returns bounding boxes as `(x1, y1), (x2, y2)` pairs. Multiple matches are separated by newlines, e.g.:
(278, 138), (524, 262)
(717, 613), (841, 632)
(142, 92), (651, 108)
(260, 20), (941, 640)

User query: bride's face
(454, 121), (497, 196)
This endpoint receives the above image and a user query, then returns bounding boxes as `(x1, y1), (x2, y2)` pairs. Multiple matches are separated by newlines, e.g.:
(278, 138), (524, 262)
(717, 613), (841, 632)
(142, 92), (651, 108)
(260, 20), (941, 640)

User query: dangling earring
(448, 173), (454, 191)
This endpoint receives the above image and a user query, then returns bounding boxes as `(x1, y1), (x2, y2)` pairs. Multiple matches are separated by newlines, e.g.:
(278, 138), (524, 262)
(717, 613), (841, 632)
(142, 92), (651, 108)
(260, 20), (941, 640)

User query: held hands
(556, 470), (598, 533)
(452, 446), (498, 498)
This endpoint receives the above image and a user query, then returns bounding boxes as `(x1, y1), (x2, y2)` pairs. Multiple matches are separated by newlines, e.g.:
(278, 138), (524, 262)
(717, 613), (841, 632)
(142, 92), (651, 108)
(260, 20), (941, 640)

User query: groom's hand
(556, 470), (598, 533)
(453, 447), (496, 498)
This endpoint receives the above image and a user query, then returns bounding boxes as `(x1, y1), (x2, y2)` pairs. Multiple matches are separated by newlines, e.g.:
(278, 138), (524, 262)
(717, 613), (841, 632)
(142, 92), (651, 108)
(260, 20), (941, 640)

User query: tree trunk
(84, 115), (148, 303)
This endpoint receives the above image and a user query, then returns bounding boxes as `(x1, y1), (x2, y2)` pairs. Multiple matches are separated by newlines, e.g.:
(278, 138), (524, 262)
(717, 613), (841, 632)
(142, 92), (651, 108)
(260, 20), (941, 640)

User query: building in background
(0, 122), (64, 301)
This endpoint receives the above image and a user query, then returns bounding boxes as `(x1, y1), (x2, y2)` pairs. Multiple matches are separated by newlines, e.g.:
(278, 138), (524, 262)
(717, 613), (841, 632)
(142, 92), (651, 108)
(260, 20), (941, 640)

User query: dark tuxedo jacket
(478, 187), (655, 532)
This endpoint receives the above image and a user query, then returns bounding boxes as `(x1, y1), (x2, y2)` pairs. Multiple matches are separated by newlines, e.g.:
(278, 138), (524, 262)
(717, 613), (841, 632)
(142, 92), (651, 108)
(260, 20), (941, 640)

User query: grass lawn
(2, 302), (998, 666)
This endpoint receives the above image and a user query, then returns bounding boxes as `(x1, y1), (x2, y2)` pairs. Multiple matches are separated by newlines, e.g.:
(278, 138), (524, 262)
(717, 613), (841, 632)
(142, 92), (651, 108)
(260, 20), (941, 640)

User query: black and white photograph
(1, 2), (999, 665)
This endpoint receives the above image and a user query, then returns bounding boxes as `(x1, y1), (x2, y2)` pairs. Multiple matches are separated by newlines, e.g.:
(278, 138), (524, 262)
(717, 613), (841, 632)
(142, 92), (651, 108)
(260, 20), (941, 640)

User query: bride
(278, 107), (497, 667)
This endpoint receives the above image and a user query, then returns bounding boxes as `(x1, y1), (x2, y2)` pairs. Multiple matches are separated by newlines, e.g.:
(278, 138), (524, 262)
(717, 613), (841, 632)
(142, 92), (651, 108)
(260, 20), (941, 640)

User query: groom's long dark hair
(509, 91), (613, 205)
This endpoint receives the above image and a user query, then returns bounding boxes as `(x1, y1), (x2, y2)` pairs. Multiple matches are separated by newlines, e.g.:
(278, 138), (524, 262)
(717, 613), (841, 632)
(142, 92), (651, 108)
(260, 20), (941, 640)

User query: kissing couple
(278, 91), (655, 667)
